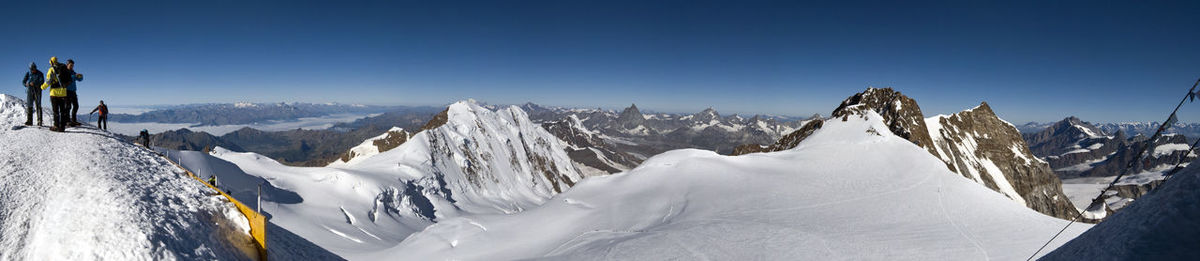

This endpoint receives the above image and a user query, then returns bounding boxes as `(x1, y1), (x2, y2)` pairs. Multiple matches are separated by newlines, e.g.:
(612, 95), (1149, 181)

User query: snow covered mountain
(1018, 119), (1200, 140)
(362, 109), (1089, 260)
(732, 88), (1079, 220)
(173, 100), (585, 259)
(0, 94), (340, 260)
(541, 115), (640, 176)
(519, 102), (808, 173)
(1022, 116), (1195, 217)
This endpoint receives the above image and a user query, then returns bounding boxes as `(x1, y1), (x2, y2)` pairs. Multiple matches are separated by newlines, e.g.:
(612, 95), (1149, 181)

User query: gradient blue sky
(2, 1), (1198, 123)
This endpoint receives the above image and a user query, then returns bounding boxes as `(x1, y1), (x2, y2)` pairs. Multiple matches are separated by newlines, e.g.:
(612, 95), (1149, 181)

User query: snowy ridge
(0, 95), (258, 260)
(369, 110), (1089, 260)
(200, 100), (584, 259)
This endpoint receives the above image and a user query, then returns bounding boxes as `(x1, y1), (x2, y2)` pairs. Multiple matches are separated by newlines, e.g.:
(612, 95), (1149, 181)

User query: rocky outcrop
(925, 103), (1079, 219)
(328, 127), (412, 166)
(831, 88), (940, 157)
(733, 88), (1080, 219)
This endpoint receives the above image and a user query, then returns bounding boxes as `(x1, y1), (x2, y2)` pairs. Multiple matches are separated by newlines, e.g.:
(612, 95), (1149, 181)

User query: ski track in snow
(936, 175), (990, 260)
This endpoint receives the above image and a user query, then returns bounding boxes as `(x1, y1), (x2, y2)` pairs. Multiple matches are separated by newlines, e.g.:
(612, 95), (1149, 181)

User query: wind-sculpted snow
(0, 95), (256, 260)
(374, 110), (1089, 260)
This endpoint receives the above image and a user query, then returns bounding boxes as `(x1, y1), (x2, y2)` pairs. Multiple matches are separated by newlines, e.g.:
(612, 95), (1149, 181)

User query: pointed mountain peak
(620, 104), (642, 115)
(616, 103), (646, 129)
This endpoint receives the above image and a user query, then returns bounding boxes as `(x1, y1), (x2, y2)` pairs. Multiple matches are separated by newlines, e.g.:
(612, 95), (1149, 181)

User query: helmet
(49, 56), (58, 65)
(29, 62), (36, 69)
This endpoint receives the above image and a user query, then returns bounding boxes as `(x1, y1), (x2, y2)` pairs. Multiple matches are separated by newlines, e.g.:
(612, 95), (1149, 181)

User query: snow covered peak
(201, 101), (586, 257)
(736, 88), (1079, 219)
(691, 107), (721, 123)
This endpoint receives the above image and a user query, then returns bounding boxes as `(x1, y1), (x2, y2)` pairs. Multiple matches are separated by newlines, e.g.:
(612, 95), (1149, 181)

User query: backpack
(51, 63), (72, 89)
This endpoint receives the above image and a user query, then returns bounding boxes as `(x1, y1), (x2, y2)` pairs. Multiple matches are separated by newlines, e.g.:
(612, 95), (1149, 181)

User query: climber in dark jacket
(21, 62), (44, 126)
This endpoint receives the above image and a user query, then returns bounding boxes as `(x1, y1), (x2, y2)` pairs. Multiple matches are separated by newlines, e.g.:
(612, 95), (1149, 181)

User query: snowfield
(0, 95), (256, 260)
(372, 110), (1091, 260)
(194, 104), (1090, 260)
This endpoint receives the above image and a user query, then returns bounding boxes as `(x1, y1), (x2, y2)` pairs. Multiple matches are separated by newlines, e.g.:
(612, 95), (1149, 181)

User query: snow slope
(326, 127), (410, 167)
(0, 95), (256, 260)
(194, 100), (584, 259)
(373, 110), (1090, 260)
(1044, 157), (1200, 260)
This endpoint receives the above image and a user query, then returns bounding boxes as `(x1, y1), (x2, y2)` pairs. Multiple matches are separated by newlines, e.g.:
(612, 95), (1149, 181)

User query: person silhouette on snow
(90, 100), (108, 130)
(21, 62), (44, 126)
(65, 59), (83, 126)
(139, 129), (151, 148)
(40, 57), (73, 132)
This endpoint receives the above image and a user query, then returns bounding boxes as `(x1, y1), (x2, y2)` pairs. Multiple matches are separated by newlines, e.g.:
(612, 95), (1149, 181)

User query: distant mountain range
(1022, 116), (1195, 218)
(1019, 120), (1200, 140)
(105, 102), (418, 126)
(132, 106), (442, 166)
(133, 102), (810, 169)
(516, 102), (812, 174)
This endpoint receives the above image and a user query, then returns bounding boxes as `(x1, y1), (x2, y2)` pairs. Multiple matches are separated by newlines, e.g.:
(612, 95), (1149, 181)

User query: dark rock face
(336, 128), (411, 164)
(733, 88), (1080, 219)
(615, 104), (645, 130)
(925, 103), (1079, 220)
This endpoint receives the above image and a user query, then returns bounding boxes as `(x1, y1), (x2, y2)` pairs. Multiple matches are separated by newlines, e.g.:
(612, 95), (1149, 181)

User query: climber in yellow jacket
(40, 57), (76, 132)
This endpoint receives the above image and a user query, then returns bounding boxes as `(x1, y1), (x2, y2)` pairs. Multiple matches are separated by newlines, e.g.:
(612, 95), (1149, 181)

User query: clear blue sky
(2, 1), (1198, 123)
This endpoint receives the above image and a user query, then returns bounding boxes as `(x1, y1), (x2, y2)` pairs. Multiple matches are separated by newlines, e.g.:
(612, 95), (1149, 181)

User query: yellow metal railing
(160, 154), (268, 260)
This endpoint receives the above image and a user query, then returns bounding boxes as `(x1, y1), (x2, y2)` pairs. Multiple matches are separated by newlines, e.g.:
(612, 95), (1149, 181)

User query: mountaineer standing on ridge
(90, 100), (108, 130)
(65, 59), (83, 126)
(139, 129), (151, 148)
(41, 57), (72, 132)
(21, 62), (44, 126)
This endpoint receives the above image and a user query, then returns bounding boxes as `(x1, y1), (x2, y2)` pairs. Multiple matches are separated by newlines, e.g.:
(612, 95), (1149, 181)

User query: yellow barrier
(160, 155), (269, 261)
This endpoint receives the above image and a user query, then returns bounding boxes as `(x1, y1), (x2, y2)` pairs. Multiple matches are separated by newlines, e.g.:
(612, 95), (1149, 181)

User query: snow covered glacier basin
(371, 111), (1091, 260)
